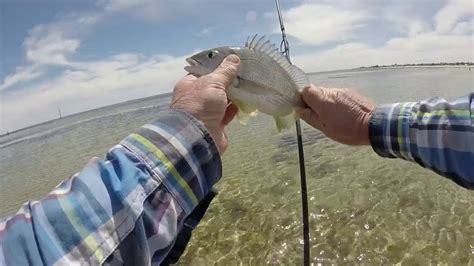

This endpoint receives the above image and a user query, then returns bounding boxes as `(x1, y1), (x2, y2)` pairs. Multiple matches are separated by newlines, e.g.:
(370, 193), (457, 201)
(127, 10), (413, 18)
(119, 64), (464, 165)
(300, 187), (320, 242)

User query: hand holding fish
(171, 55), (240, 155)
(298, 85), (375, 146)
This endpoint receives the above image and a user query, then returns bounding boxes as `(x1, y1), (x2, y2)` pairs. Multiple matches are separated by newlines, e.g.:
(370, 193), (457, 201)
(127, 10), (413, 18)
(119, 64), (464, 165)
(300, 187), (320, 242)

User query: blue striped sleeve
(0, 110), (222, 265)
(369, 93), (474, 189)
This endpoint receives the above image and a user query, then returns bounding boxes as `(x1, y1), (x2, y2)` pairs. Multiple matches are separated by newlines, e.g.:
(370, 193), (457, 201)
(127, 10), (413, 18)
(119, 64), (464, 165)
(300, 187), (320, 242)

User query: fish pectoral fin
(248, 109), (258, 117)
(238, 104), (258, 115)
(237, 109), (258, 125)
(233, 100), (258, 125)
(274, 114), (295, 132)
(237, 111), (251, 125)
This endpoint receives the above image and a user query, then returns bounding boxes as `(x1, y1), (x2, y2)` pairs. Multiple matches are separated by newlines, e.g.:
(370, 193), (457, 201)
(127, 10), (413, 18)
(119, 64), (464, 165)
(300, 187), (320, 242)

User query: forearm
(0, 110), (221, 265)
(369, 93), (474, 189)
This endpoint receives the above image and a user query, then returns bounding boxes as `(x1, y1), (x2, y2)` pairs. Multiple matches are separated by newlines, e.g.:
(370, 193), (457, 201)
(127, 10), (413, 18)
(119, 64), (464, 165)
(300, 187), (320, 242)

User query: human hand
(297, 85), (375, 145)
(171, 55), (240, 154)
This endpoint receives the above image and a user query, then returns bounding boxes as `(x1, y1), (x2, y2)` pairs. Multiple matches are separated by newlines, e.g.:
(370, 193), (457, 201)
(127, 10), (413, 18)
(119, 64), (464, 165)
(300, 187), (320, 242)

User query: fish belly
(228, 79), (295, 117)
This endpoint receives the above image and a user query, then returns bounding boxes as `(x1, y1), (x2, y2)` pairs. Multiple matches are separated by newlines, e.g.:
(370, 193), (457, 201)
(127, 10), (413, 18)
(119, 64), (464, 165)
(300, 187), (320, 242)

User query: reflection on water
(0, 67), (473, 264)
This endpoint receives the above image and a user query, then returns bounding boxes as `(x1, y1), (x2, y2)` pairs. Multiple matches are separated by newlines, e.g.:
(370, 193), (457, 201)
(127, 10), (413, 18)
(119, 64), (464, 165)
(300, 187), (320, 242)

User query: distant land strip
(359, 62), (473, 69)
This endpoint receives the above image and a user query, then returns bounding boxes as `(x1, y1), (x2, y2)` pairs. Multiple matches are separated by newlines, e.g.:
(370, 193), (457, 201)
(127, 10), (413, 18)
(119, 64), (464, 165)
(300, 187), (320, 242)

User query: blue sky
(1, 0), (473, 132)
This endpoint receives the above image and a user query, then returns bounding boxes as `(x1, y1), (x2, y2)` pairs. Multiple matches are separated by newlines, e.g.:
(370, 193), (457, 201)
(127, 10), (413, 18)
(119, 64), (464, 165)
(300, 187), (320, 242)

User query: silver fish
(184, 35), (309, 131)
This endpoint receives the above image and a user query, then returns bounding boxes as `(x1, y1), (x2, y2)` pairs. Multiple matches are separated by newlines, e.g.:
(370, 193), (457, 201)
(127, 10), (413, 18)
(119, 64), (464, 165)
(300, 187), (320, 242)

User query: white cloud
(1, 13), (102, 91)
(384, 12), (430, 37)
(103, 0), (146, 12)
(293, 33), (473, 73)
(451, 19), (474, 35)
(0, 4), (192, 131)
(271, 3), (369, 45)
(1, 53), (187, 132)
(0, 66), (43, 91)
(278, 0), (473, 72)
(195, 25), (222, 38)
(23, 13), (100, 66)
(25, 33), (80, 66)
(102, 0), (199, 22)
(435, 0), (474, 34)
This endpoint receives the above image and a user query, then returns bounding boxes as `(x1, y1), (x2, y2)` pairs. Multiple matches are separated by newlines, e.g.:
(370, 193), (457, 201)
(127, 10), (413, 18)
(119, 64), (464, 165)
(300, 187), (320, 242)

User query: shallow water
(1, 67), (473, 264)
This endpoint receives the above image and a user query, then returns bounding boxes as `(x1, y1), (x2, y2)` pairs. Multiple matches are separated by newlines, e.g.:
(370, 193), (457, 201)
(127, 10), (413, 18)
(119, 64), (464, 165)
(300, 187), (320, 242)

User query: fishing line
(274, 0), (310, 265)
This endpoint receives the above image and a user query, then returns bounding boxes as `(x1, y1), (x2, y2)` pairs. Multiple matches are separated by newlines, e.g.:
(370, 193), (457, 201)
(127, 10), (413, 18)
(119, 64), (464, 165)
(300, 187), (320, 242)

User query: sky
(0, 0), (473, 132)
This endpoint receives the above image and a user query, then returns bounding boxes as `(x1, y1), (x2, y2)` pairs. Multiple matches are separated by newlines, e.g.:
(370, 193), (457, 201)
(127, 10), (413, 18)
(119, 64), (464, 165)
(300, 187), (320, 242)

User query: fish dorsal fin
(288, 64), (310, 92)
(245, 34), (310, 91)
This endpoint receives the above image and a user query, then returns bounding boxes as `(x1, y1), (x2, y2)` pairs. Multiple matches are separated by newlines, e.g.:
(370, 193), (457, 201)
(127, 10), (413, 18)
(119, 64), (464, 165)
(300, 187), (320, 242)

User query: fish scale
(236, 50), (295, 98)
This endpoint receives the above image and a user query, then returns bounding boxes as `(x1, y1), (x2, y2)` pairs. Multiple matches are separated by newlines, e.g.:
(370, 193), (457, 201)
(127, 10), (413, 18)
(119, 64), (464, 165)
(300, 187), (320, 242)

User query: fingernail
(225, 54), (240, 64)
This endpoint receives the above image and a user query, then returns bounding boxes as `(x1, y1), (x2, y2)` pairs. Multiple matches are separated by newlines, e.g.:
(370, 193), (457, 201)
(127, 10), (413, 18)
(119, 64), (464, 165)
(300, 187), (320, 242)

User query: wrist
(169, 107), (225, 154)
(359, 109), (373, 145)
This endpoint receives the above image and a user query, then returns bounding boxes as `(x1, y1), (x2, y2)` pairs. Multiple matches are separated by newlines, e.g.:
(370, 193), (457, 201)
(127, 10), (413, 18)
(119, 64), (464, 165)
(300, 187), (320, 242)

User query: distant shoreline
(307, 63), (473, 75)
(358, 62), (473, 69)
(0, 92), (173, 138)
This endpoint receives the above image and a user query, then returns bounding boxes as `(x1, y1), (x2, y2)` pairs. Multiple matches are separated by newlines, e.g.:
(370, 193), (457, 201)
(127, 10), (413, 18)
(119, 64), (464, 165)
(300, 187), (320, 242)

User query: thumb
(301, 85), (326, 112)
(211, 55), (240, 88)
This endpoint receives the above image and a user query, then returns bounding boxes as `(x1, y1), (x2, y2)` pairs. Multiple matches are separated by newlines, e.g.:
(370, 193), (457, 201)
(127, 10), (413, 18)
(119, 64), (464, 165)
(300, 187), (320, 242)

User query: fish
(184, 35), (310, 131)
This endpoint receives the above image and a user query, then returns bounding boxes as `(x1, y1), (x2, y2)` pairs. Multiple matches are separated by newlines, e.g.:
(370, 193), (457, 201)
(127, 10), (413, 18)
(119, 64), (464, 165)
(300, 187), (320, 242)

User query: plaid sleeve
(0, 110), (222, 265)
(369, 93), (474, 189)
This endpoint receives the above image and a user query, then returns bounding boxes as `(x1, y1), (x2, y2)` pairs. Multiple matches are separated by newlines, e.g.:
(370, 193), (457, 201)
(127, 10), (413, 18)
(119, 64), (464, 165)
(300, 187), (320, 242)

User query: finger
(301, 84), (326, 113)
(222, 103), (238, 126)
(210, 55), (240, 89)
(172, 75), (197, 101)
(297, 108), (324, 131)
(219, 131), (228, 154)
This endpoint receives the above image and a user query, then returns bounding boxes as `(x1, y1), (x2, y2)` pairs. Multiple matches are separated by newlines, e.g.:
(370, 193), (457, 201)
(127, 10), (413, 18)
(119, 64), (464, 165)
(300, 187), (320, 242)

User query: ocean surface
(1, 67), (473, 264)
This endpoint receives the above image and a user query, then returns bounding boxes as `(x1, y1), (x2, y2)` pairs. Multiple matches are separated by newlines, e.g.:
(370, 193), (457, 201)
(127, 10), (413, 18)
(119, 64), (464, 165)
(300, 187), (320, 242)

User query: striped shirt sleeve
(369, 93), (474, 189)
(0, 110), (222, 265)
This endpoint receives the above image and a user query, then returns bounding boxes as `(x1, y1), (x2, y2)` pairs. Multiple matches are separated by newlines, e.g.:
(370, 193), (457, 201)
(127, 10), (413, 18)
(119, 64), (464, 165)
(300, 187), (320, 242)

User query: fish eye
(207, 52), (213, 58)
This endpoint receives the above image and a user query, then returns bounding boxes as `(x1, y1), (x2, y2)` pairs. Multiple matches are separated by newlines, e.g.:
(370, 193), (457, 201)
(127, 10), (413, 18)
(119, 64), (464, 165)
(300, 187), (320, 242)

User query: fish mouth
(185, 57), (199, 66)
(184, 57), (210, 77)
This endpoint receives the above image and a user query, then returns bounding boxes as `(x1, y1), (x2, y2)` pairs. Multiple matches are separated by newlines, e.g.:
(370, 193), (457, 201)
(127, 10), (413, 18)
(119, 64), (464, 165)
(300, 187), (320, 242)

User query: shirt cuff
(369, 102), (418, 162)
(120, 109), (222, 214)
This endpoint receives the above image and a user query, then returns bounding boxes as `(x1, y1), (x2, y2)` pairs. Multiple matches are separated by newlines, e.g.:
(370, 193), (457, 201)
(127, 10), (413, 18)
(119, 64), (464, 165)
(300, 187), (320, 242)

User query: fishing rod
(274, 0), (310, 265)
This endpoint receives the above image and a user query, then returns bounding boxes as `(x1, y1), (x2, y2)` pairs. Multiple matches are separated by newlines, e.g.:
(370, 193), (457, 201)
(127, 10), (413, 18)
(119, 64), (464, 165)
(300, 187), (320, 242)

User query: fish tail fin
(274, 113), (295, 132)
